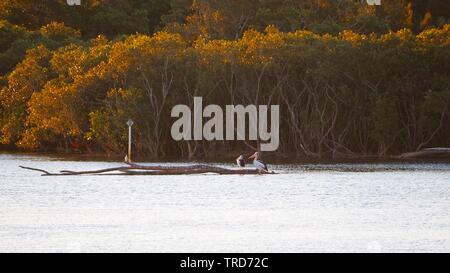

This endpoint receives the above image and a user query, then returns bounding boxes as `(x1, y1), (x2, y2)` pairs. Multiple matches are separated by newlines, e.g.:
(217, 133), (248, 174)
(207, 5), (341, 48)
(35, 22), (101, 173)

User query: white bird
(236, 155), (245, 167)
(249, 152), (268, 172)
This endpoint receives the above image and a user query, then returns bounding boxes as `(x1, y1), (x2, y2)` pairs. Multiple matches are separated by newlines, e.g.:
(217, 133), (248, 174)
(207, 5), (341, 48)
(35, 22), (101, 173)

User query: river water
(0, 153), (449, 252)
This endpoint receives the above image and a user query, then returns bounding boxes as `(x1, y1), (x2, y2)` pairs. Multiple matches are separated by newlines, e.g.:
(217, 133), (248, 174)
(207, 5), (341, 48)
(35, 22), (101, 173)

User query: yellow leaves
(0, 45), (53, 146)
(50, 39), (111, 82)
(16, 127), (41, 150)
(30, 45), (53, 59)
(339, 30), (368, 46)
(238, 27), (286, 66)
(264, 25), (280, 35)
(212, 10), (224, 23)
(91, 35), (109, 46)
(107, 88), (132, 100)
(0, 19), (8, 28)
(119, 32), (187, 58)
(192, 23), (449, 70)
(194, 37), (238, 66)
(39, 22), (81, 39)
(5, 20), (450, 152)
(0, 19), (26, 34)
(88, 36), (111, 60)
(50, 45), (84, 78)
(395, 28), (414, 41)
(11, 38), (115, 149)
(108, 41), (136, 77)
(105, 31), (190, 83)
(1, 46), (50, 107)
(194, 26), (287, 68)
(380, 28), (415, 45)
(319, 0), (332, 9)
(149, 31), (188, 57)
(0, 113), (22, 145)
(90, 61), (109, 80)
(184, 1), (227, 39)
(287, 30), (319, 41)
(27, 79), (82, 138)
(2, 63), (44, 105)
(417, 24), (450, 46)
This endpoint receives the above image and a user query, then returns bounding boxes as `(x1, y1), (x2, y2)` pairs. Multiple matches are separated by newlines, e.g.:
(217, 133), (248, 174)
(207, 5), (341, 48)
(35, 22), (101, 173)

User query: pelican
(249, 152), (268, 172)
(236, 155), (245, 167)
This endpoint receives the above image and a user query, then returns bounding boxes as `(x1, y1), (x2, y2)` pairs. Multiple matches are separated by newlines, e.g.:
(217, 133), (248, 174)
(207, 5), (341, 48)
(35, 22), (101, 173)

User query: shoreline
(2, 150), (450, 164)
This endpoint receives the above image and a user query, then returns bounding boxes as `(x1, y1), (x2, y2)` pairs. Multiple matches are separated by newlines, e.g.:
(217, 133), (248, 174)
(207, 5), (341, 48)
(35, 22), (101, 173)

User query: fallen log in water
(397, 147), (450, 159)
(19, 162), (275, 176)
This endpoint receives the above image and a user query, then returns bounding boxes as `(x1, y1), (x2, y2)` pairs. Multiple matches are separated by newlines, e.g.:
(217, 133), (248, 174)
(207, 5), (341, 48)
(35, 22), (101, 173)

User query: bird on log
(249, 152), (269, 173)
(19, 161), (275, 176)
(236, 155), (246, 167)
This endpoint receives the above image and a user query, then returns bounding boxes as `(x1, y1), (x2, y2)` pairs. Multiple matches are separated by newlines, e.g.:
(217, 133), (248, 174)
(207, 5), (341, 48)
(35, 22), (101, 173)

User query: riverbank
(1, 150), (449, 164)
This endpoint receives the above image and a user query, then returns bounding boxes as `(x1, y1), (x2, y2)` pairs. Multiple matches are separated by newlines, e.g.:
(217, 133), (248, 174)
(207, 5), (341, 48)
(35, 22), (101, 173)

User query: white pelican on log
(249, 152), (268, 172)
(236, 155), (246, 167)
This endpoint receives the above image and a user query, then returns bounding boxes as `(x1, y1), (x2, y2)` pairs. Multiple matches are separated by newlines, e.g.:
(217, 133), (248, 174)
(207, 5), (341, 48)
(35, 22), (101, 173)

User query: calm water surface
(0, 154), (449, 252)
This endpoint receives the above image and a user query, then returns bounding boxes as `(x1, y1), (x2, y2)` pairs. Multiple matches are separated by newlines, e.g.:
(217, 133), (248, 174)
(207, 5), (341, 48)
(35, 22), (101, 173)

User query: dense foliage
(0, 0), (449, 159)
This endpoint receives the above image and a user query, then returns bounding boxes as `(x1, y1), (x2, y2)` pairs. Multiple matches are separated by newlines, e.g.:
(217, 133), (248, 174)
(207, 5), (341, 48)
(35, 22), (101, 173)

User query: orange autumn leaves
(0, 24), (449, 156)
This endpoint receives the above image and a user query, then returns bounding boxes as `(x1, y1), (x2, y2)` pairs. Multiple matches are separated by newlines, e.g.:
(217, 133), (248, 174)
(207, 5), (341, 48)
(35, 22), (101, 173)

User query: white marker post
(127, 119), (134, 162)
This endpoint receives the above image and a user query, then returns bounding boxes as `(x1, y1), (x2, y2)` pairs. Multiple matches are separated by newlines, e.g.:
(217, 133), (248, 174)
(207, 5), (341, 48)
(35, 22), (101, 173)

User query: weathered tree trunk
(19, 162), (276, 176)
(397, 147), (450, 159)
